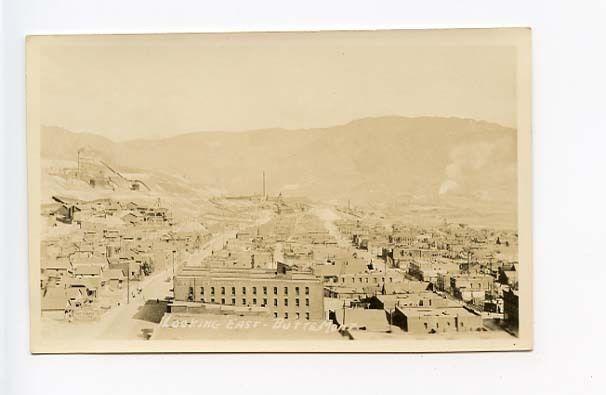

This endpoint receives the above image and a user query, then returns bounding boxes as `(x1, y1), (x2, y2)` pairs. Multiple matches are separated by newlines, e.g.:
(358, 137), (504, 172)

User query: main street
(310, 205), (387, 272)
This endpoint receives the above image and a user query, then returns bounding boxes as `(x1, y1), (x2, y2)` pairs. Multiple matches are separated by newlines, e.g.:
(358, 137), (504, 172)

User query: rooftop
(176, 266), (319, 282)
(334, 308), (390, 332)
(396, 306), (479, 318)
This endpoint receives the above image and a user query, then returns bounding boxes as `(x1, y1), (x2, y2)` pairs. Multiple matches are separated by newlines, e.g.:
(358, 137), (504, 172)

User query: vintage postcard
(27, 28), (532, 353)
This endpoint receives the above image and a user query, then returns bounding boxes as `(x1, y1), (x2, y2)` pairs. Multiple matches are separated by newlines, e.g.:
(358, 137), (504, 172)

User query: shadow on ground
(133, 300), (168, 323)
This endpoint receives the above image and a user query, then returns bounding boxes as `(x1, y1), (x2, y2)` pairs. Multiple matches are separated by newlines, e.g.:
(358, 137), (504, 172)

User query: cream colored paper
(27, 28), (532, 353)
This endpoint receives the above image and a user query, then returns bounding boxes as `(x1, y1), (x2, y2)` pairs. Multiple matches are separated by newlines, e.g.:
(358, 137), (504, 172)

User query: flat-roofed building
(394, 306), (483, 334)
(450, 274), (494, 303)
(370, 291), (459, 310)
(173, 266), (324, 321)
(409, 260), (460, 282)
(335, 269), (406, 288)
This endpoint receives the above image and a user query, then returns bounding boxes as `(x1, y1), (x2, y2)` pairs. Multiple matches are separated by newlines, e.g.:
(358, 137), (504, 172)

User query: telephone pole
(262, 171), (266, 198)
(77, 149), (81, 177)
(172, 250), (176, 277)
(127, 265), (130, 304)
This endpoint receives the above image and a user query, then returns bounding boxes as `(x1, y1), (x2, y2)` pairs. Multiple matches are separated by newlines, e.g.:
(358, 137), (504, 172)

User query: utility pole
(262, 171), (266, 198)
(127, 264), (130, 304)
(172, 250), (176, 277)
(77, 149), (81, 177)
(192, 276), (196, 302)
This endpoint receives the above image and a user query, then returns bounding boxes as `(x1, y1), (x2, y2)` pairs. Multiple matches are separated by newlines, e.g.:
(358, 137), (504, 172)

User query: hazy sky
(38, 31), (517, 141)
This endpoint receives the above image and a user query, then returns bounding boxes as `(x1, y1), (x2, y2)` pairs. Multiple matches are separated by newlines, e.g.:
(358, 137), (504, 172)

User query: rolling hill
(40, 116), (518, 226)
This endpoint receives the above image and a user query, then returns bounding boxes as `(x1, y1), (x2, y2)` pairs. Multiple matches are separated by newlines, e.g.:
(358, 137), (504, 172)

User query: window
(263, 286), (267, 295)
(389, 278), (393, 282)
(231, 298), (236, 305)
(242, 298), (247, 305)
(253, 298), (257, 305)
(295, 287), (299, 296)
(263, 298), (268, 306)
(242, 287), (246, 295)
(284, 313), (288, 319)
(273, 287), (278, 295)
(296, 312), (300, 320)
(201, 298), (205, 303)
(201, 287), (205, 295)
(359, 278), (362, 283)
(221, 298), (225, 305)
(305, 298), (309, 307)
(341, 278), (345, 283)
(284, 287), (288, 295)
(296, 299), (300, 307)
(274, 312), (278, 318)
(305, 287), (309, 295)
(419, 300), (424, 307)
(305, 312), (310, 320)
(365, 278), (369, 283)
(221, 287), (225, 295)
(231, 287), (235, 295)
(273, 299), (278, 307)
(424, 323), (428, 330)
(284, 299), (288, 306)
(210, 287), (215, 295)
(211, 298), (215, 303)
(252, 287), (257, 295)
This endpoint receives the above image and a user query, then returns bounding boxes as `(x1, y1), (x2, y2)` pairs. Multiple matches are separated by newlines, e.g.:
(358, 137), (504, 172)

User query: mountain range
(41, 116), (517, 226)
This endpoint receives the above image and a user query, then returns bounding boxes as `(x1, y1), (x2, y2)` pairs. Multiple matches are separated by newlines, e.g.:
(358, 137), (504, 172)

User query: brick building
(172, 266), (324, 321)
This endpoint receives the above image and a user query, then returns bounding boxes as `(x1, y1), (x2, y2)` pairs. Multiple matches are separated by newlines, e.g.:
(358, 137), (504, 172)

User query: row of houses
(333, 215), (520, 333)
(40, 197), (210, 321)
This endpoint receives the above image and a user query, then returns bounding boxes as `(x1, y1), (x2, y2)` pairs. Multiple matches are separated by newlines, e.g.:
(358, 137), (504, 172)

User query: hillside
(40, 117), (517, 226)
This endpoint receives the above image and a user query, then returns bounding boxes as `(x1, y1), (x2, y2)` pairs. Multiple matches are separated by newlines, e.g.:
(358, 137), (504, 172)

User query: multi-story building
(409, 260), (460, 283)
(172, 266), (324, 321)
(335, 269), (406, 288)
(450, 274), (494, 303)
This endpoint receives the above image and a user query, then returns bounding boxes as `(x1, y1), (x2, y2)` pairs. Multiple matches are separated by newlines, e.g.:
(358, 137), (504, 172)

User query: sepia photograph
(26, 28), (532, 353)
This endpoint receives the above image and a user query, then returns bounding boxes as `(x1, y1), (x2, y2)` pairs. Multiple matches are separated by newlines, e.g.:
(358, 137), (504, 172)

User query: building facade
(394, 306), (483, 334)
(173, 266), (324, 321)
